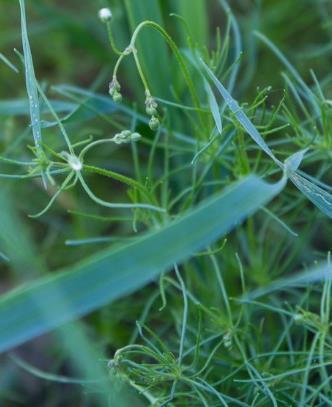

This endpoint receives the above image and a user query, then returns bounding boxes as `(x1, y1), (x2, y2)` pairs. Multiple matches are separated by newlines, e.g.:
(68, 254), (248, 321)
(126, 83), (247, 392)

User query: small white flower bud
(98, 8), (112, 23)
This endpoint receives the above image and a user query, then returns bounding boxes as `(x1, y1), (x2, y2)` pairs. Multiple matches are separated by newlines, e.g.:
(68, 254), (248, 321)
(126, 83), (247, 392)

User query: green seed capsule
(146, 106), (157, 116)
(112, 92), (122, 103)
(109, 78), (120, 96)
(145, 95), (158, 116)
(131, 132), (141, 142)
(149, 116), (160, 131)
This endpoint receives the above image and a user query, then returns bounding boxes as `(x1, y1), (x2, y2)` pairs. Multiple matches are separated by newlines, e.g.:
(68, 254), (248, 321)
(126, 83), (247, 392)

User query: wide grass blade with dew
(0, 175), (284, 352)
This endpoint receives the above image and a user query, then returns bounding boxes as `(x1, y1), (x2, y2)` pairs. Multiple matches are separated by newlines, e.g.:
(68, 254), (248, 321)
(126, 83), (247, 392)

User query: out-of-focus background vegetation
(2, 0), (332, 97)
(0, 0), (332, 405)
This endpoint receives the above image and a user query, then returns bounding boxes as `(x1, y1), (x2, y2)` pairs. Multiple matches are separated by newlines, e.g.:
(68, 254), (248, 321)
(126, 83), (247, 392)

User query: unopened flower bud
(109, 78), (121, 96)
(113, 130), (140, 144)
(149, 116), (160, 131)
(145, 95), (158, 116)
(146, 106), (157, 116)
(98, 8), (112, 23)
(112, 91), (122, 103)
(113, 130), (131, 144)
(222, 332), (232, 349)
(130, 132), (141, 142)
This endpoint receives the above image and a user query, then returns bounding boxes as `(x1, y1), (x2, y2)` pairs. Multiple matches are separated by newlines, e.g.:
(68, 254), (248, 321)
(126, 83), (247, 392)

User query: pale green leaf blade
(244, 262), (332, 301)
(204, 79), (222, 134)
(18, 0), (43, 152)
(0, 99), (77, 116)
(177, 0), (209, 46)
(0, 175), (284, 353)
(289, 172), (332, 218)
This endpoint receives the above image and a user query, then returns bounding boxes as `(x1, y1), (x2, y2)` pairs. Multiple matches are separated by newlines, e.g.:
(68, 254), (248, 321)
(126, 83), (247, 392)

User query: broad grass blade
(0, 175), (284, 353)
(177, 0), (209, 46)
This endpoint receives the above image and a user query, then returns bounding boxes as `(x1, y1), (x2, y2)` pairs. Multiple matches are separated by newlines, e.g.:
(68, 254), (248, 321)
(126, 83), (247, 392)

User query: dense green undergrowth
(0, 0), (331, 405)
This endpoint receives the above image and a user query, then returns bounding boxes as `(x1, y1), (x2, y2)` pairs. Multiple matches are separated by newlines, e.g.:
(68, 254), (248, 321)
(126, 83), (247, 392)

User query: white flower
(98, 8), (112, 23)
(69, 156), (83, 171)
(61, 152), (83, 171)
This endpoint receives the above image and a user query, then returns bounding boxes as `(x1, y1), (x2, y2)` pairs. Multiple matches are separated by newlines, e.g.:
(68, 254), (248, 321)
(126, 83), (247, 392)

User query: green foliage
(0, 0), (331, 405)
(0, 175), (284, 353)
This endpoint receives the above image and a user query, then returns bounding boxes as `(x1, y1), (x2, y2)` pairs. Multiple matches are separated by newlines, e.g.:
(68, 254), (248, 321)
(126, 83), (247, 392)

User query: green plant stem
(106, 22), (122, 56)
(113, 20), (205, 128)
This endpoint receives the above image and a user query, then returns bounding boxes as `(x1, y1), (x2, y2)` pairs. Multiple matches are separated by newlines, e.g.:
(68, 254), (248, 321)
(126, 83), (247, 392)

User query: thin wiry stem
(77, 172), (165, 212)
(29, 171), (75, 218)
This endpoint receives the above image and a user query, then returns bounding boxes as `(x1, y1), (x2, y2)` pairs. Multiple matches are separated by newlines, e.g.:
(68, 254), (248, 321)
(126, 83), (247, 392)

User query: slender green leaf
(244, 262), (332, 301)
(0, 99), (76, 116)
(200, 57), (282, 167)
(0, 53), (19, 73)
(289, 172), (332, 218)
(218, 0), (242, 93)
(18, 0), (43, 152)
(204, 79), (222, 134)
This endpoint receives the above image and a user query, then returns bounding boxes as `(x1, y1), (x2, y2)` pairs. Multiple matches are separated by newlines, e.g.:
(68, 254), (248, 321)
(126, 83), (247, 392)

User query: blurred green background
(1, 0), (331, 98)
